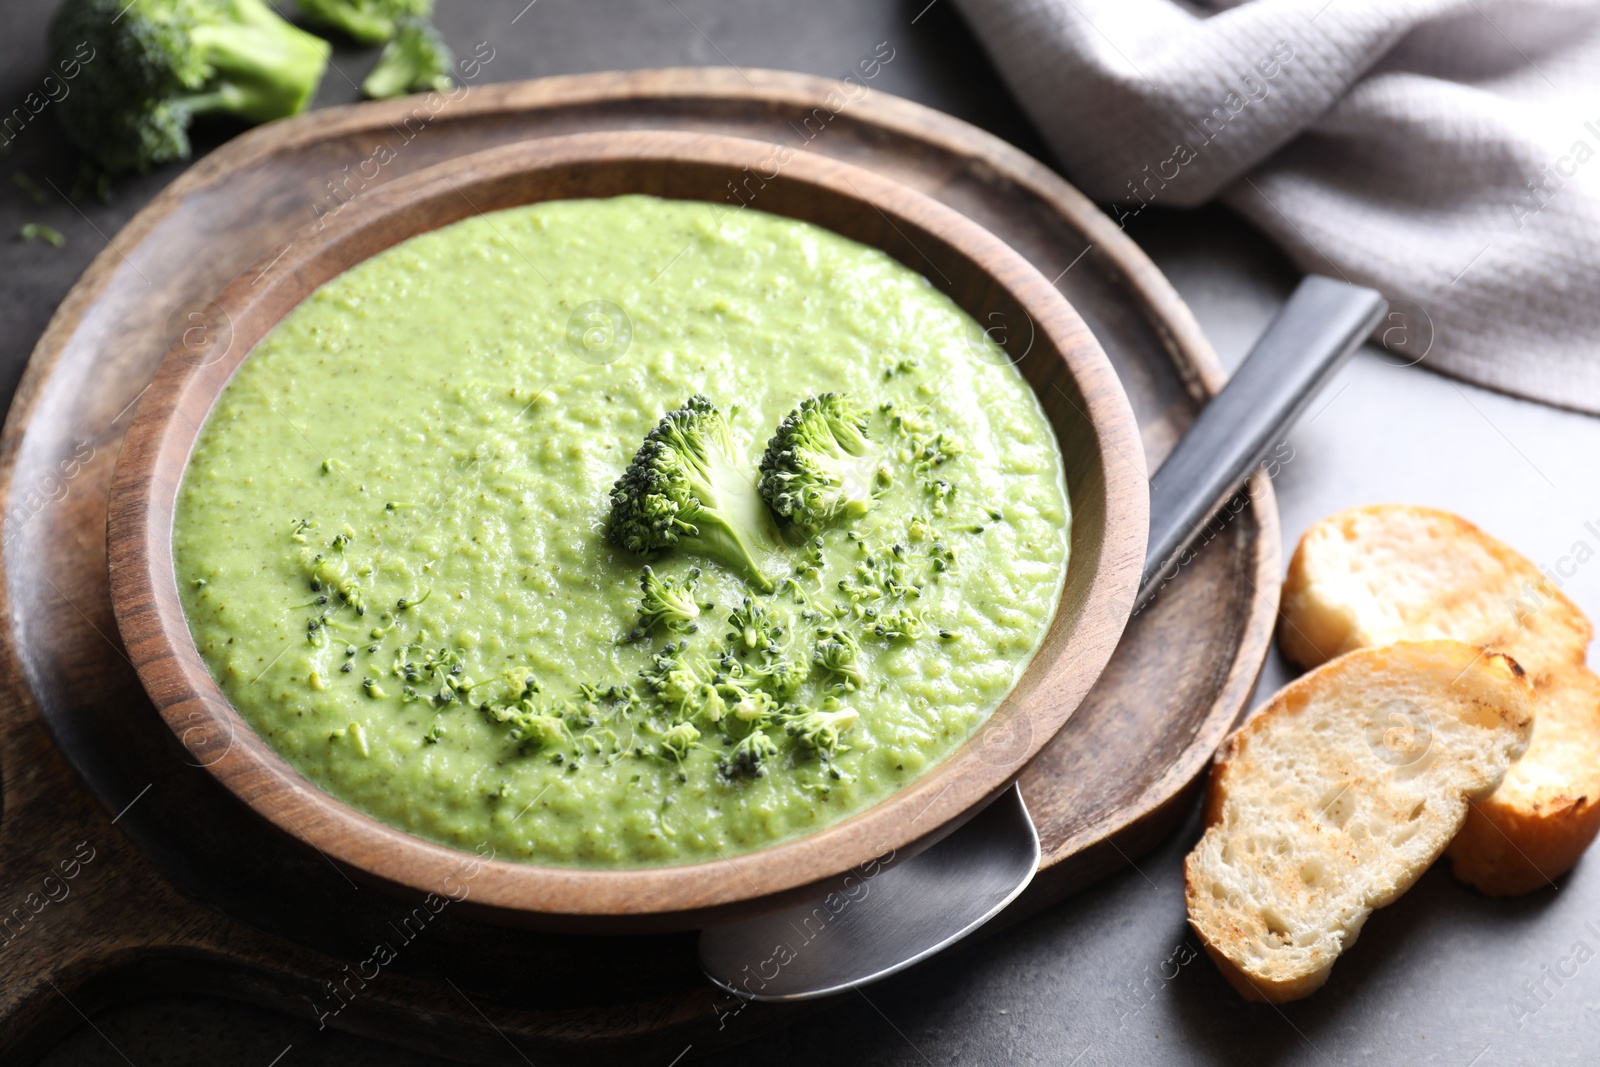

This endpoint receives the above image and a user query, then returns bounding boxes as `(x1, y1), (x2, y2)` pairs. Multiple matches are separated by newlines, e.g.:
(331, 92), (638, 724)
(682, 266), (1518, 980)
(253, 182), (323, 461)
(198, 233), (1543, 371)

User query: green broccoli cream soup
(174, 195), (1071, 869)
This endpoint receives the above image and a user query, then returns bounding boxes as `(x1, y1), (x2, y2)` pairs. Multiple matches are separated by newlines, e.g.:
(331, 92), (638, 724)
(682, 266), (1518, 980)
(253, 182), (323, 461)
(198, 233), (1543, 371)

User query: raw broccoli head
(50, 0), (331, 175)
(758, 393), (879, 528)
(296, 0), (432, 44)
(608, 395), (782, 591)
(361, 16), (454, 99)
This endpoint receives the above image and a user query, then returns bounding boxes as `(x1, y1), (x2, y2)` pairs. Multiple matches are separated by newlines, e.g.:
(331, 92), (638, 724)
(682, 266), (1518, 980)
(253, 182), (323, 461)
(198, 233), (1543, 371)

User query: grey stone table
(4, 1), (1597, 1064)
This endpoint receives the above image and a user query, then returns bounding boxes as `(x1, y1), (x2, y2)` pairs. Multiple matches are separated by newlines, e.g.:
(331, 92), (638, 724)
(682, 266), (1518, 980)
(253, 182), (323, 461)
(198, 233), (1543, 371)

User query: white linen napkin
(951, 0), (1600, 413)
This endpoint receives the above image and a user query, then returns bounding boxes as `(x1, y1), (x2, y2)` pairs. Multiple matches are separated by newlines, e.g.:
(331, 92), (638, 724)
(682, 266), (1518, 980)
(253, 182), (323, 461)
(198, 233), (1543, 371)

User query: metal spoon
(699, 275), (1388, 1001)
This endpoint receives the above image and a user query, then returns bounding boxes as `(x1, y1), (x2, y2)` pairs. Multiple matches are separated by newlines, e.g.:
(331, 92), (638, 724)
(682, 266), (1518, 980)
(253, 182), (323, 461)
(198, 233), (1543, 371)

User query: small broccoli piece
(925, 478), (956, 517)
(505, 710), (566, 751)
(814, 628), (867, 691)
(19, 224), (66, 248)
(726, 597), (784, 653)
(608, 395), (782, 591)
(718, 674), (777, 725)
(630, 565), (703, 639)
(911, 432), (963, 473)
(758, 393), (879, 527)
(50, 0), (332, 175)
(395, 645), (472, 705)
(784, 705), (859, 759)
(638, 641), (726, 723)
(304, 540), (367, 616)
(871, 608), (925, 641)
(751, 655), (809, 700)
(361, 17), (454, 98)
(720, 730), (779, 779)
(660, 721), (700, 761)
(484, 688), (566, 750)
(840, 543), (922, 607)
(295, 0), (431, 44)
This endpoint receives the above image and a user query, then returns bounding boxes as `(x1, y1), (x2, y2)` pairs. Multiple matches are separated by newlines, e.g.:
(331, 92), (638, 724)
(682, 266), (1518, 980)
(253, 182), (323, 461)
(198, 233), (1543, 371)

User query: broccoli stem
(185, 2), (330, 123)
(361, 17), (455, 99)
(692, 460), (781, 592)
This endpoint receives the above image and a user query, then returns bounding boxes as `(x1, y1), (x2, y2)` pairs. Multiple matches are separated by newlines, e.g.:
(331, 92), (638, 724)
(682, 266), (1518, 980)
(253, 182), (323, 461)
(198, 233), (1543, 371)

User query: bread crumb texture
(1279, 504), (1590, 677)
(1280, 504), (1600, 896)
(1185, 641), (1532, 1002)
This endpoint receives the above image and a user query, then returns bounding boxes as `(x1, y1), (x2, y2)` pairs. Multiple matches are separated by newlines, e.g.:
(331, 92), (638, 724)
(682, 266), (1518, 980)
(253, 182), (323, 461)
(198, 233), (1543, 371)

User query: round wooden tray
(0, 69), (1278, 1063)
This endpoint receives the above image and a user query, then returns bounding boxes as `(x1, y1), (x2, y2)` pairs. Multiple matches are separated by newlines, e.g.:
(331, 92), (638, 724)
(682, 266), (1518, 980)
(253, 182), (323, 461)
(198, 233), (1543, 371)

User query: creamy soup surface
(174, 195), (1070, 867)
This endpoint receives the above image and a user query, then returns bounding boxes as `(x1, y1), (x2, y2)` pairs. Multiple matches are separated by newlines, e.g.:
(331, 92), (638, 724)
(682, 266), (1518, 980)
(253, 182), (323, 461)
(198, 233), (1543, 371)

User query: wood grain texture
(106, 129), (1149, 929)
(0, 70), (1278, 1061)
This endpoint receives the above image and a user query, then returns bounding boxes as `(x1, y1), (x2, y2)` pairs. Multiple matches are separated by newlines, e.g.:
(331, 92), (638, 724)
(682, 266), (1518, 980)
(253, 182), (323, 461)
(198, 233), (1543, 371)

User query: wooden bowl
(106, 131), (1147, 932)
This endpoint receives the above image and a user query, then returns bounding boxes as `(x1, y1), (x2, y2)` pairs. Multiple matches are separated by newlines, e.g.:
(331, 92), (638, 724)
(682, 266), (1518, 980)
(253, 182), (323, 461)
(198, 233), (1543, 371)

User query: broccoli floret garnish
(726, 597), (785, 654)
(720, 730), (779, 779)
(361, 17), (455, 98)
(630, 565), (704, 639)
(485, 688), (574, 752)
(758, 393), (880, 528)
(295, 0), (431, 44)
(660, 721), (700, 761)
(784, 705), (859, 759)
(814, 628), (867, 691)
(608, 395), (782, 591)
(50, 0), (331, 175)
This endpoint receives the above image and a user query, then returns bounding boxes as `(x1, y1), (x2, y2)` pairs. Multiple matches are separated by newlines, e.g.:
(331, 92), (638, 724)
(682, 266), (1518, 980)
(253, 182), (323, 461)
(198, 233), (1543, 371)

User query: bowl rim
(106, 130), (1147, 929)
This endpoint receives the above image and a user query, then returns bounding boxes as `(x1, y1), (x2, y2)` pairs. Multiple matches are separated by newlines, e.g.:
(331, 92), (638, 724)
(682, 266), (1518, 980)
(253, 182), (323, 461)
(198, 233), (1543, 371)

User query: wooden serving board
(0, 69), (1278, 1063)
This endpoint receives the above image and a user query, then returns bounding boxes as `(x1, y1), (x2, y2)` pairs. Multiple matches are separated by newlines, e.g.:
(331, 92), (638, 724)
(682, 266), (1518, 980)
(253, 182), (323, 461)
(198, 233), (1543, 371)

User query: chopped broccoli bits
(172, 196), (1069, 868)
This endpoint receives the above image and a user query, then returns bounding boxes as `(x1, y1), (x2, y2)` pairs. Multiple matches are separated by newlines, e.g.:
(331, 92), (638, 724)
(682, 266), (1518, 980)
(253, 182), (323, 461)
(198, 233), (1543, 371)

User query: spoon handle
(1138, 275), (1386, 610)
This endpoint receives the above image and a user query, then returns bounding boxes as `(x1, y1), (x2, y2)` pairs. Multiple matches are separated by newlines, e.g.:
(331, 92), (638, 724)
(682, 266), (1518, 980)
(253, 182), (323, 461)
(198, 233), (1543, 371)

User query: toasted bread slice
(1185, 642), (1533, 1002)
(1279, 505), (1590, 679)
(1447, 663), (1600, 895)
(1280, 504), (1600, 895)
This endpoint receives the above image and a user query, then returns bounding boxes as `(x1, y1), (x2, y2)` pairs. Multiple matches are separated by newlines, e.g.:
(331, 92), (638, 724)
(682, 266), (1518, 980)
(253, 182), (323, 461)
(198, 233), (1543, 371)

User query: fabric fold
(954, 0), (1600, 412)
